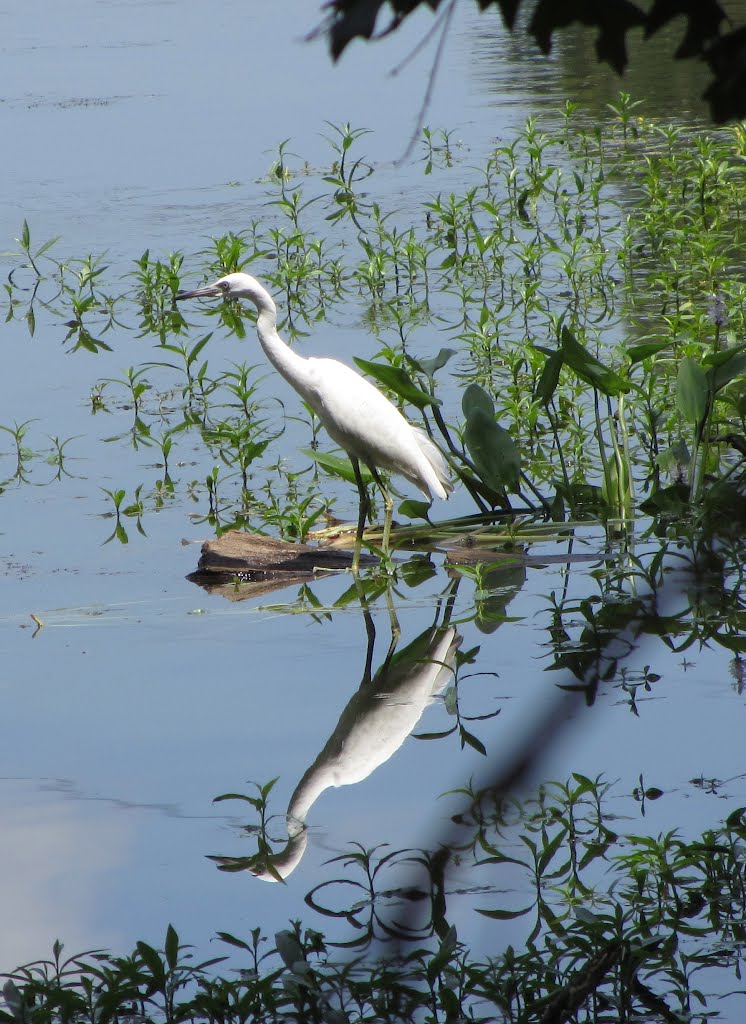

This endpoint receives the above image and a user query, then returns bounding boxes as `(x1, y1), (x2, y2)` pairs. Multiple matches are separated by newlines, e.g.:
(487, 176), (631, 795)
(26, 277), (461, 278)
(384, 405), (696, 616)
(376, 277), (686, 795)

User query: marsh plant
(5, 100), (746, 549)
(4, 97), (746, 1024)
(4, 776), (745, 1023)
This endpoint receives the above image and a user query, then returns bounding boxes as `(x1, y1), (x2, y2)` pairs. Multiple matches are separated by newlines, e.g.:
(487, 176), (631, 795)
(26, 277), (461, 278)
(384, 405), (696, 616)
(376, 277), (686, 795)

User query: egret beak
(175, 283), (222, 300)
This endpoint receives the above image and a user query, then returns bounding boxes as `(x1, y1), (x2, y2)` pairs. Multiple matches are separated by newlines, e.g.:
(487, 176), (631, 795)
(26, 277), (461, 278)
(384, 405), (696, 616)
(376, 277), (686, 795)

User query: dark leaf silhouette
(314, 0), (746, 122)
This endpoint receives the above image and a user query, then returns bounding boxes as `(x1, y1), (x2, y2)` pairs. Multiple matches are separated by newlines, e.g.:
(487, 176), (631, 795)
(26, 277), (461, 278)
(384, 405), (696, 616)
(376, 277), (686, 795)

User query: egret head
(175, 272), (265, 303)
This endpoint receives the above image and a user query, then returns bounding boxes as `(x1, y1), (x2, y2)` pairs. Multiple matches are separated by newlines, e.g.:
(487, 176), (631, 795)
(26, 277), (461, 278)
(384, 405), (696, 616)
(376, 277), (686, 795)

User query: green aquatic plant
(100, 484), (145, 544)
(3, 105), (746, 547)
(44, 434), (79, 482)
(421, 126), (457, 174)
(146, 335), (214, 404)
(0, 419), (36, 486)
(61, 290), (116, 354)
(133, 249), (185, 340)
(3, 101), (746, 1024)
(11, 219), (60, 279)
(322, 121), (373, 229)
(202, 417), (275, 498)
(32, 775), (726, 1022)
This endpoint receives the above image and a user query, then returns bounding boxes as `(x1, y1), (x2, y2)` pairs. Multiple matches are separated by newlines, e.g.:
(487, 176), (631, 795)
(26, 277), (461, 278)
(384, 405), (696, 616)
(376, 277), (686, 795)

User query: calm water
(1, 0), (745, 1009)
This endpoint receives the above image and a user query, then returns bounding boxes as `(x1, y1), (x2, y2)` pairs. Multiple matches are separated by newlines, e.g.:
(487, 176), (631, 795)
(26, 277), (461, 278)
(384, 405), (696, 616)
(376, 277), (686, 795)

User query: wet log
(188, 529), (375, 593)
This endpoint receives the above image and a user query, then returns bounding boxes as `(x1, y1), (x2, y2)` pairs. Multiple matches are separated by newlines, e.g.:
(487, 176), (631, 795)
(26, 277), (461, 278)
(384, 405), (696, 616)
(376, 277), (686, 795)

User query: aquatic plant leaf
(207, 856), (253, 873)
(439, 988), (461, 1019)
(353, 358), (440, 409)
(215, 932), (254, 951)
(165, 925), (179, 971)
(656, 440), (691, 475)
(136, 941), (166, 984)
(554, 480), (606, 511)
(560, 327), (629, 395)
(477, 905), (534, 920)
(460, 728), (487, 755)
(536, 349), (563, 404)
(716, 633), (746, 653)
(676, 356), (708, 424)
(275, 930), (306, 970)
(71, 329), (113, 354)
(462, 384), (520, 492)
(726, 807), (746, 830)
(639, 483), (690, 515)
(426, 925), (458, 985)
(601, 453), (632, 510)
(398, 498), (432, 520)
(537, 827), (567, 873)
(626, 340), (671, 365)
(300, 448), (374, 485)
(408, 348), (457, 379)
(475, 591), (519, 635)
(575, 907), (603, 925)
(463, 382), (496, 419)
(705, 345), (746, 393)
(398, 555), (438, 587)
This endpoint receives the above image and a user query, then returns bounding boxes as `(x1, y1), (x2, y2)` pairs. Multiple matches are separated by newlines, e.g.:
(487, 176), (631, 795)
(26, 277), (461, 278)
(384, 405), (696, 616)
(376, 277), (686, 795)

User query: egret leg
(369, 466), (393, 556)
(354, 576), (376, 685)
(385, 587), (401, 653)
(350, 456), (370, 573)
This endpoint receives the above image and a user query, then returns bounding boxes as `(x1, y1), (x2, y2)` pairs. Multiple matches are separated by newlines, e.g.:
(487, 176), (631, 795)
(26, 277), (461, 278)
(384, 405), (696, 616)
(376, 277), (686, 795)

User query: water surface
(0, 3), (744, 1010)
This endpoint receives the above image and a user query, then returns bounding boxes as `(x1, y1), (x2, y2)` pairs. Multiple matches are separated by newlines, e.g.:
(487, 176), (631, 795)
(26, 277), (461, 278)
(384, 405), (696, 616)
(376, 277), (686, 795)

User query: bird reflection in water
(211, 583), (461, 882)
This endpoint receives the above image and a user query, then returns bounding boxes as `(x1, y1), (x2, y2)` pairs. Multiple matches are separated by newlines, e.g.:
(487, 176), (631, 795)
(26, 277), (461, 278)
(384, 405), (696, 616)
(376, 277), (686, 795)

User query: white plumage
(176, 272), (452, 563)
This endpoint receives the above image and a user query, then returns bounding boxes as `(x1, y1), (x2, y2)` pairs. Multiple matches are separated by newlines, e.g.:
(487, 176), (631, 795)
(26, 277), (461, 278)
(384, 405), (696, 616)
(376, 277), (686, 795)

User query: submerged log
(187, 530), (376, 598)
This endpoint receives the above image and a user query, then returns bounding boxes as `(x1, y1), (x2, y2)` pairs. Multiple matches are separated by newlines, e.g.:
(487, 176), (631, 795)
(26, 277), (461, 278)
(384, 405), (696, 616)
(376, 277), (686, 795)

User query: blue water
(0, 3), (744, 1013)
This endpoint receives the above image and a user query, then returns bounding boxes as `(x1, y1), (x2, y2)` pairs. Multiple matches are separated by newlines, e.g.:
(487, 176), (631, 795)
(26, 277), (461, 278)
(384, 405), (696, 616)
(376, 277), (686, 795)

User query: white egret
(176, 273), (452, 567)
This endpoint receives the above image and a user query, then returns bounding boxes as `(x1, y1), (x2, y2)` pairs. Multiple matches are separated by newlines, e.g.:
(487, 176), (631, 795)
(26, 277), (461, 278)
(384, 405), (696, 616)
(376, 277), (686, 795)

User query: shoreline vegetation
(3, 779), (746, 1022)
